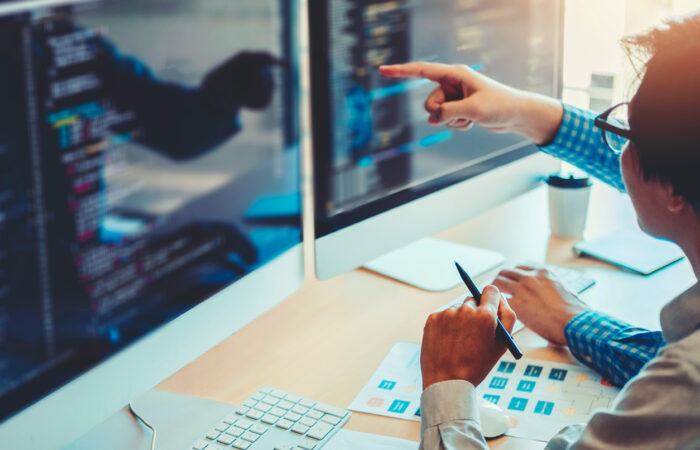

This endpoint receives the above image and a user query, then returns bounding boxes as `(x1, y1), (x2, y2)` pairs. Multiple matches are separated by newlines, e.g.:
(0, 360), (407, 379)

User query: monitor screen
(0, 0), (299, 422)
(310, 0), (562, 234)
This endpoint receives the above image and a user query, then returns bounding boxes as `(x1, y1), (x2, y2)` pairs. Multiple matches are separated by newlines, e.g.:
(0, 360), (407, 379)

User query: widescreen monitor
(0, 0), (302, 448)
(310, 0), (563, 281)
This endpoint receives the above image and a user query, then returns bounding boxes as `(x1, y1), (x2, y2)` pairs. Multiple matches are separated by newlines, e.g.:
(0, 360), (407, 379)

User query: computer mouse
(478, 399), (510, 438)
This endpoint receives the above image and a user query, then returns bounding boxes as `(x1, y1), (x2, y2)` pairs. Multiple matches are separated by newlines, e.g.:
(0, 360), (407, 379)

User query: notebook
(574, 228), (685, 275)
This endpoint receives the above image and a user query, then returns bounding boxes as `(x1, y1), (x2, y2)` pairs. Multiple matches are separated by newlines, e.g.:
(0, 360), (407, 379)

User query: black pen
(454, 261), (522, 360)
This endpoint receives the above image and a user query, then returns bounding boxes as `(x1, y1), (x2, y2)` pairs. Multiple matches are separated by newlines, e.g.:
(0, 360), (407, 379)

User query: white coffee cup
(546, 173), (592, 238)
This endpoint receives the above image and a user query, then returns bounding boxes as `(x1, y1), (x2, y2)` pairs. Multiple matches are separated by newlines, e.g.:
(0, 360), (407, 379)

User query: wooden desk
(157, 183), (695, 448)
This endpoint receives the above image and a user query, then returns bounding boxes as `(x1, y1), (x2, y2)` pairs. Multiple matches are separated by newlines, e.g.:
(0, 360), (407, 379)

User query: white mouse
(478, 399), (510, 438)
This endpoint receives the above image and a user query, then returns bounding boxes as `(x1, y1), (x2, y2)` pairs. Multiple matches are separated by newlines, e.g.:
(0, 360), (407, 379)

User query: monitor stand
(67, 390), (233, 450)
(363, 237), (505, 291)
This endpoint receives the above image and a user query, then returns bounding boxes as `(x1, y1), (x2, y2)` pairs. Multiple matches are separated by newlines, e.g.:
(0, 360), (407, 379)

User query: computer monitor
(0, 0), (302, 448)
(310, 0), (563, 286)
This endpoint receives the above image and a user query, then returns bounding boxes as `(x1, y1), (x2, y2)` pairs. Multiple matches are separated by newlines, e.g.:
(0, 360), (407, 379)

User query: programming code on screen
(315, 0), (560, 218)
(0, 0), (299, 421)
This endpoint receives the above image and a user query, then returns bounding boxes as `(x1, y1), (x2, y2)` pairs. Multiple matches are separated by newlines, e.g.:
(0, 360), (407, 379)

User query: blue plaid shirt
(539, 104), (666, 387)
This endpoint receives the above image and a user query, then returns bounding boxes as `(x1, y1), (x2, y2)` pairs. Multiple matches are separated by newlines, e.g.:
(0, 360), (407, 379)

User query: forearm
(564, 311), (665, 386)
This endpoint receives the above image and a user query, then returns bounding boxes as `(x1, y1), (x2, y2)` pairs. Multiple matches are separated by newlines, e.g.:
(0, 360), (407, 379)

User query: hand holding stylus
(420, 276), (517, 390)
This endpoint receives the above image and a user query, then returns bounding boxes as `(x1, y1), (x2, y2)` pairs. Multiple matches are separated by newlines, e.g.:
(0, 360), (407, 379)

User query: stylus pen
(454, 262), (523, 360)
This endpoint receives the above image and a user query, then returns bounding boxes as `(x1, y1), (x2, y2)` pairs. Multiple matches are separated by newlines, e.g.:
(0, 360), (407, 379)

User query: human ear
(667, 189), (686, 214)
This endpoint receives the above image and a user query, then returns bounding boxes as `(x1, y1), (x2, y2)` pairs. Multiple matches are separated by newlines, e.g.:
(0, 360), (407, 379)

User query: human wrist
(512, 92), (563, 145)
(422, 368), (478, 390)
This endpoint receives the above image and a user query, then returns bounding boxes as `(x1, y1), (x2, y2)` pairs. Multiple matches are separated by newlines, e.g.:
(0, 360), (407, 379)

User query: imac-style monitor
(0, 0), (302, 448)
(310, 0), (563, 287)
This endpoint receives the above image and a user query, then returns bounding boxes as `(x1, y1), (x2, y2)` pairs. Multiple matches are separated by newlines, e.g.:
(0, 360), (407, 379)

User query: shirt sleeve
(419, 380), (488, 450)
(538, 104), (626, 192)
(564, 311), (666, 387)
(545, 338), (700, 449)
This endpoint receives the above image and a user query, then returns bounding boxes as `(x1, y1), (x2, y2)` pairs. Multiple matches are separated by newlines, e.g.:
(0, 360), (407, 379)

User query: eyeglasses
(594, 102), (632, 153)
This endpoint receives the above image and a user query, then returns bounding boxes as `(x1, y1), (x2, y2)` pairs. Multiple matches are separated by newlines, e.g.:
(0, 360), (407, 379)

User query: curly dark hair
(623, 14), (700, 213)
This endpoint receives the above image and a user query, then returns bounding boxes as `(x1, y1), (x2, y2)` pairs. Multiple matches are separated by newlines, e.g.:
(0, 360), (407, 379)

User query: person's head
(619, 14), (700, 241)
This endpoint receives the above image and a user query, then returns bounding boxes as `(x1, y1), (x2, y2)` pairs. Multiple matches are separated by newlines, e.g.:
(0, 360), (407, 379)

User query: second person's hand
(379, 62), (564, 145)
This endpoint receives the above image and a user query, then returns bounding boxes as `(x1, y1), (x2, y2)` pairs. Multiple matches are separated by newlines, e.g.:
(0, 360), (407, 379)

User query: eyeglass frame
(594, 102), (634, 152)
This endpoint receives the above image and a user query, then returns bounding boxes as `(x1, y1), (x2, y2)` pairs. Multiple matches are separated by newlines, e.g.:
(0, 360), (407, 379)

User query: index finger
(479, 285), (501, 317)
(379, 62), (459, 83)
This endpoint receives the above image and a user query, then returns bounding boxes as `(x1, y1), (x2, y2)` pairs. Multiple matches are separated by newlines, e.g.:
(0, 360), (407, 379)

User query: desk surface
(157, 183), (695, 448)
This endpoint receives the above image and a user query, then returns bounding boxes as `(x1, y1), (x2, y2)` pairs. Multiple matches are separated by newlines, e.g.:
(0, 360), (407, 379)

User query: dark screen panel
(311, 0), (562, 234)
(0, 0), (299, 422)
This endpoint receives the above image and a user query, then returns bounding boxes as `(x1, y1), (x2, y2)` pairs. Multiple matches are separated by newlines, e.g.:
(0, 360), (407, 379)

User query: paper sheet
(348, 342), (424, 421)
(349, 343), (620, 442)
(326, 429), (418, 450)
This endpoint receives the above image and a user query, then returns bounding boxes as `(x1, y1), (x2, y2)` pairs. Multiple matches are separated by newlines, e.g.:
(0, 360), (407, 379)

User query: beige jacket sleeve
(420, 336), (700, 450)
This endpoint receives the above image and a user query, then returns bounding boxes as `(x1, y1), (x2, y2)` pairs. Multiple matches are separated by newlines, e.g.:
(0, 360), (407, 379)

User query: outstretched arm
(380, 62), (625, 191)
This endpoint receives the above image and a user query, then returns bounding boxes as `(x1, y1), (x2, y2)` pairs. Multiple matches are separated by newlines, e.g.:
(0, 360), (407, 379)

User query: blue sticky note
(508, 397), (529, 411)
(517, 380), (536, 393)
(524, 365), (543, 378)
(497, 361), (516, 373)
(534, 400), (554, 415)
(549, 368), (568, 381)
(388, 400), (410, 414)
(483, 394), (501, 405)
(489, 377), (509, 389)
(378, 380), (396, 390)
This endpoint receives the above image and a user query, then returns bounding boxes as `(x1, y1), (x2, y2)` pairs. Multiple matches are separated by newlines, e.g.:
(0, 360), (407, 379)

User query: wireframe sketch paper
(349, 342), (620, 442)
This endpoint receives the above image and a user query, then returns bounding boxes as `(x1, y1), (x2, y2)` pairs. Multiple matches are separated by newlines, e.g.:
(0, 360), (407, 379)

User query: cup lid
(546, 172), (591, 188)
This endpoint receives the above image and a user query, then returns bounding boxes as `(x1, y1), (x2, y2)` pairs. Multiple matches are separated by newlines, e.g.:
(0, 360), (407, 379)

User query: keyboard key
(275, 418), (294, 430)
(284, 412), (302, 422)
(235, 418), (254, 430)
(242, 399), (257, 408)
(250, 423), (268, 435)
(205, 429), (221, 440)
(273, 445), (294, 450)
(261, 413), (278, 424)
(307, 422), (334, 440)
(192, 440), (209, 450)
(235, 406), (250, 415)
(206, 445), (224, 450)
(241, 431), (260, 442)
(259, 386), (273, 394)
(246, 409), (264, 420)
(299, 417), (317, 427)
(307, 410), (323, 420)
(254, 402), (272, 413)
(277, 400), (295, 410)
(225, 426), (245, 438)
(217, 435), (235, 445)
(223, 414), (238, 424)
(261, 395), (279, 406)
(299, 399), (316, 408)
(270, 407), (286, 417)
(285, 393), (302, 403)
(214, 422), (229, 432)
(291, 405), (309, 415)
(298, 438), (318, 450)
(321, 415), (341, 426)
(251, 392), (265, 401)
(233, 439), (251, 449)
(291, 423), (309, 434)
(313, 403), (346, 419)
(270, 389), (287, 398)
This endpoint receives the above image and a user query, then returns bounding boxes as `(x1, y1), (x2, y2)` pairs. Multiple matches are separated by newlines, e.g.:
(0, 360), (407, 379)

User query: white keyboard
(546, 265), (596, 294)
(191, 387), (350, 450)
